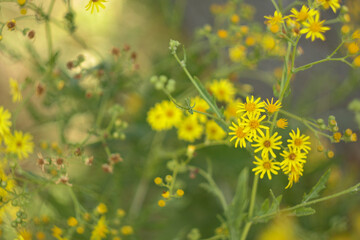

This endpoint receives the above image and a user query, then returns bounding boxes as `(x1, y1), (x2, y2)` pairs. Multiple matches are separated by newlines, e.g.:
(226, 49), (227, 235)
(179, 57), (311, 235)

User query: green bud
(150, 76), (158, 84)
(169, 39), (181, 54)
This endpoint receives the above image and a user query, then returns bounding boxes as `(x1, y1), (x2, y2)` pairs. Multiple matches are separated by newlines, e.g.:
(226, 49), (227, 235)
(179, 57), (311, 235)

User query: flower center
(249, 120), (259, 129)
(289, 153), (296, 160)
(186, 125), (193, 132)
(310, 22), (321, 33)
(166, 110), (174, 118)
(298, 12), (308, 21)
(263, 140), (271, 148)
(245, 103), (256, 112)
(236, 127), (246, 138)
(294, 138), (302, 146)
(263, 162), (271, 170)
(16, 141), (22, 147)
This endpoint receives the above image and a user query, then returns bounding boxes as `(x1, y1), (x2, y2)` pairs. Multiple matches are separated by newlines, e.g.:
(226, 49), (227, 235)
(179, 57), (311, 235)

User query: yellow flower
(154, 177), (163, 185)
(280, 146), (306, 172)
(289, 5), (316, 22)
(229, 45), (246, 62)
(85, 0), (107, 14)
(300, 13), (330, 41)
(0, 107), (12, 136)
(277, 118), (288, 129)
(333, 132), (342, 142)
(205, 120), (226, 140)
(17, 0), (26, 5)
(224, 99), (242, 120)
(354, 55), (360, 67)
(9, 78), (22, 102)
(5, 131), (34, 159)
(217, 29), (228, 39)
(208, 79), (235, 103)
(177, 115), (203, 142)
(91, 216), (108, 240)
(121, 225), (133, 235)
(67, 217), (78, 227)
(191, 96), (209, 123)
(96, 203), (108, 214)
(162, 191), (170, 199)
(117, 209), (126, 217)
(284, 165), (303, 189)
(264, 11), (284, 26)
(264, 98), (281, 114)
(352, 29), (360, 39)
(252, 130), (282, 158)
(176, 189), (184, 197)
(237, 96), (265, 117)
(262, 35), (276, 50)
(147, 101), (182, 131)
(52, 226), (63, 239)
(348, 42), (359, 54)
(229, 119), (251, 148)
(36, 231), (46, 240)
(252, 156), (280, 180)
(242, 112), (269, 139)
(76, 227), (85, 234)
(158, 200), (166, 207)
(317, 0), (340, 13)
(231, 14), (240, 24)
(287, 128), (311, 153)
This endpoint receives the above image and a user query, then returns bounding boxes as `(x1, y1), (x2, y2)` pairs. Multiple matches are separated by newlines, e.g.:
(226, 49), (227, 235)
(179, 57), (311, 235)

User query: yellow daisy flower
(237, 96), (265, 117)
(289, 5), (317, 22)
(5, 130), (34, 159)
(229, 45), (247, 62)
(252, 156), (280, 180)
(284, 165), (303, 189)
(9, 78), (22, 102)
(280, 146), (306, 172)
(208, 79), (235, 103)
(177, 115), (203, 142)
(147, 101), (182, 131)
(300, 13), (330, 41)
(0, 107), (12, 136)
(191, 96), (209, 123)
(264, 11), (285, 26)
(224, 98), (242, 120)
(252, 129), (282, 158)
(317, 0), (340, 13)
(241, 112), (269, 139)
(91, 216), (108, 240)
(205, 120), (226, 140)
(287, 128), (311, 153)
(229, 119), (251, 148)
(85, 0), (107, 14)
(264, 98), (282, 114)
(147, 104), (166, 131)
(276, 118), (288, 129)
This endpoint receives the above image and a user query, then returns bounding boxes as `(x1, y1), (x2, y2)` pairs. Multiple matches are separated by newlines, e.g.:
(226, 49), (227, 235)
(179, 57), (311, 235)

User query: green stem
(294, 57), (352, 73)
(252, 182), (360, 222)
(240, 175), (259, 240)
(172, 53), (224, 122)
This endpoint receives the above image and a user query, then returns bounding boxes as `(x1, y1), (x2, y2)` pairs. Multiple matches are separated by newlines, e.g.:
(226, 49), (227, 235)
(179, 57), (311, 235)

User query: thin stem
(252, 182), (360, 222)
(294, 57), (352, 73)
(240, 175), (259, 240)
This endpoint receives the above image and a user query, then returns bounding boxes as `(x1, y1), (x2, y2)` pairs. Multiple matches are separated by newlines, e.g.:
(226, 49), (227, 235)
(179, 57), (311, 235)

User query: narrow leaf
(302, 169), (331, 203)
(293, 207), (316, 217)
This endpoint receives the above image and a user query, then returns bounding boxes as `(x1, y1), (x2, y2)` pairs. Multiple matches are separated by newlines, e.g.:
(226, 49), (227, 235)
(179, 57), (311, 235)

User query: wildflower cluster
(154, 175), (184, 207)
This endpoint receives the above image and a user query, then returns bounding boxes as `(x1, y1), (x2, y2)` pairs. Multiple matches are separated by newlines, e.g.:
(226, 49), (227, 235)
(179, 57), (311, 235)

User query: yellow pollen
(166, 110), (174, 118)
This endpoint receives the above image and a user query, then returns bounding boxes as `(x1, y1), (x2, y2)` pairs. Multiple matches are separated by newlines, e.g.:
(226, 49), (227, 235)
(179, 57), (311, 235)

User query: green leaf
(253, 190), (282, 223)
(226, 168), (249, 238)
(302, 169), (331, 203)
(293, 207), (316, 217)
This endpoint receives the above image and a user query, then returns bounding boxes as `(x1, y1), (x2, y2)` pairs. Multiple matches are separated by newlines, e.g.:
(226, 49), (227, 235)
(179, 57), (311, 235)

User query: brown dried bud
(74, 148), (82, 156)
(74, 73), (82, 80)
(123, 44), (130, 51)
(67, 61), (74, 70)
(55, 174), (72, 186)
(112, 47), (120, 56)
(109, 153), (123, 164)
(102, 164), (113, 173)
(85, 156), (94, 166)
(7, 20), (16, 31)
(36, 83), (45, 96)
(28, 30), (35, 39)
(131, 52), (137, 60)
(86, 92), (92, 98)
(97, 69), (104, 77)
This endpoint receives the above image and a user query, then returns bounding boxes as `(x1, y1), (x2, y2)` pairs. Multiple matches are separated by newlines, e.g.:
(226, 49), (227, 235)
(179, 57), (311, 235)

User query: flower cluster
(154, 175), (184, 207)
(228, 95), (312, 188)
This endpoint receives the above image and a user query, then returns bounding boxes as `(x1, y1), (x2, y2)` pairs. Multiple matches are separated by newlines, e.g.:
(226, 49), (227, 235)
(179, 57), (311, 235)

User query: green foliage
(302, 169), (331, 203)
